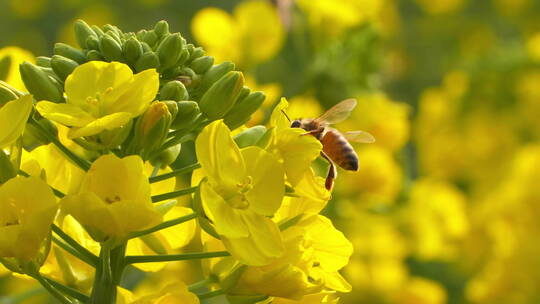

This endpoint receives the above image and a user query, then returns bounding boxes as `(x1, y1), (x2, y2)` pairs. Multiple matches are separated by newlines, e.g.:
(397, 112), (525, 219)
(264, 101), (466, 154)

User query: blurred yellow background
(2, 0), (540, 303)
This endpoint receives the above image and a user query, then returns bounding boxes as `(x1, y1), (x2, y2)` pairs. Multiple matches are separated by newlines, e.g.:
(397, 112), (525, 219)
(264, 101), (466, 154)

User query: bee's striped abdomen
(321, 130), (359, 171)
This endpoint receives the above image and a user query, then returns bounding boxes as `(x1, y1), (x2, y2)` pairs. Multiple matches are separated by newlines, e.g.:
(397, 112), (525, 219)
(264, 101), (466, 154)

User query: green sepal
(35, 56), (51, 68)
(194, 61), (235, 98)
(190, 56), (214, 74)
(154, 20), (170, 37)
(171, 100), (200, 130)
(233, 126), (267, 148)
(123, 37), (143, 66)
(156, 33), (184, 70)
(160, 80), (188, 101)
(223, 91), (266, 129)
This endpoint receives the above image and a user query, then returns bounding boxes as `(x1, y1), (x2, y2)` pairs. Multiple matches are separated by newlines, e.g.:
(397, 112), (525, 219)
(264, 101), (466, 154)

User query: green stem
(198, 289), (225, 300)
(148, 163), (201, 183)
(89, 244), (126, 304)
(30, 119), (91, 171)
(124, 251), (230, 264)
(188, 278), (213, 292)
(52, 236), (97, 267)
(52, 224), (98, 266)
(128, 213), (197, 239)
(45, 277), (90, 303)
(151, 186), (199, 203)
(33, 272), (73, 304)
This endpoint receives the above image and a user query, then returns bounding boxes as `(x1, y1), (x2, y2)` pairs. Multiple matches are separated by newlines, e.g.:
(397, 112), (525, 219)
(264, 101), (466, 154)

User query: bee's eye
(291, 120), (301, 128)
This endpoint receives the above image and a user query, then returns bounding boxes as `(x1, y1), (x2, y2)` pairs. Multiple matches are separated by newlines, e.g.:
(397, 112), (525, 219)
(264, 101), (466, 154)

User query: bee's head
(291, 119), (302, 128)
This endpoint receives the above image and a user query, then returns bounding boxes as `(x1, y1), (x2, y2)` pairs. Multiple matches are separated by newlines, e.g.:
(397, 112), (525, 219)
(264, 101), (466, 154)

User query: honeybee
(289, 98), (375, 190)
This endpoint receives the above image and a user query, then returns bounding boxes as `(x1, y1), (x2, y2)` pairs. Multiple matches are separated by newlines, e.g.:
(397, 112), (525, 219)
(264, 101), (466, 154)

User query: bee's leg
(320, 151), (336, 190)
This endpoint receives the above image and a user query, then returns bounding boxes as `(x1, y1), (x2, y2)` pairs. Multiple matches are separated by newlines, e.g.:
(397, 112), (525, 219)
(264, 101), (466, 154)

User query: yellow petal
(200, 181), (248, 238)
(196, 120), (246, 187)
(242, 146), (284, 216)
(269, 98), (291, 130)
(0, 95), (33, 147)
(68, 112), (132, 138)
(65, 61), (133, 108)
(108, 69), (159, 117)
(36, 101), (95, 127)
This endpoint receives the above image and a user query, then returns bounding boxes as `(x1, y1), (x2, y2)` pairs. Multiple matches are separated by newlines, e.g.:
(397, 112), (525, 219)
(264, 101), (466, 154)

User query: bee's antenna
(281, 109), (292, 122)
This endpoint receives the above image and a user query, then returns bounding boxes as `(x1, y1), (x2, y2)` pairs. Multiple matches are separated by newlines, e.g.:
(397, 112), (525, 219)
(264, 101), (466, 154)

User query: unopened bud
(171, 101), (200, 130)
(135, 52), (160, 72)
(154, 20), (170, 37)
(86, 50), (104, 61)
(160, 80), (188, 101)
(190, 56), (214, 74)
(50, 55), (79, 81)
(74, 19), (97, 49)
(223, 91), (266, 129)
(20, 62), (63, 102)
(35, 56), (51, 68)
(143, 31), (159, 47)
(194, 61), (235, 98)
(134, 102), (172, 156)
(233, 126), (267, 148)
(189, 47), (205, 62)
(85, 35), (100, 50)
(54, 43), (86, 64)
(156, 33), (184, 70)
(0, 85), (18, 105)
(199, 71), (244, 120)
(123, 37), (143, 66)
(150, 144), (181, 168)
(99, 34), (124, 62)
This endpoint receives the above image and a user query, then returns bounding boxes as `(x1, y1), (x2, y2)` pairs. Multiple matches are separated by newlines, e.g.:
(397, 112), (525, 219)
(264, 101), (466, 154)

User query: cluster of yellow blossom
(0, 19), (359, 304)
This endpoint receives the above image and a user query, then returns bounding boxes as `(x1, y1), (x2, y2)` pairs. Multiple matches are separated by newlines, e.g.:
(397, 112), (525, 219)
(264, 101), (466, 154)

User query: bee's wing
(315, 98), (357, 125)
(343, 131), (376, 143)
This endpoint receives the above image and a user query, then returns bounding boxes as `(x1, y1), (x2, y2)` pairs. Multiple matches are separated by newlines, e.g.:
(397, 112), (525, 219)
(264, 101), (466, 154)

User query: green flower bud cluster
(21, 20), (265, 132)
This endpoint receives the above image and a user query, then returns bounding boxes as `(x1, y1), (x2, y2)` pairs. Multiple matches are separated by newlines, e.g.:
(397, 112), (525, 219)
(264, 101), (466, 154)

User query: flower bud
(35, 56), (51, 67)
(50, 55), (79, 81)
(123, 37), (143, 66)
(87, 50), (104, 61)
(0, 84), (18, 105)
(74, 19), (97, 49)
(160, 100), (178, 122)
(190, 56), (214, 74)
(224, 91), (266, 129)
(199, 71), (244, 120)
(99, 34), (124, 62)
(160, 80), (188, 101)
(135, 52), (160, 72)
(85, 35), (100, 50)
(142, 30), (159, 47)
(189, 46), (205, 62)
(91, 25), (104, 36)
(194, 61), (235, 98)
(20, 62), (63, 102)
(150, 144), (181, 168)
(156, 33), (184, 70)
(154, 20), (170, 37)
(134, 102), (172, 156)
(171, 101), (200, 130)
(0, 150), (16, 184)
(233, 126), (267, 148)
(53, 43), (86, 64)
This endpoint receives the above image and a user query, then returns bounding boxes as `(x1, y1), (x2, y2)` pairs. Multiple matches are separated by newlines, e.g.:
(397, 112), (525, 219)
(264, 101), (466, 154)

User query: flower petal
(200, 181), (248, 238)
(36, 101), (95, 127)
(68, 112), (132, 138)
(242, 146), (284, 216)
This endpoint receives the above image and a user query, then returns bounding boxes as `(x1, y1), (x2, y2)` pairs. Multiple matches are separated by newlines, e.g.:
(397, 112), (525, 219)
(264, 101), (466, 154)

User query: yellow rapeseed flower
(36, 61), (158, 139)
(191, 0), (284, 67)
(117, 281), (199, 304)
(0, 176), (57, 263)
(266, 98), (322, 186)
(61, 154), (162, 243)
(0, 47), (35, 91)
(0, 95), (33, 148)
(195, 120), (285, 266)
